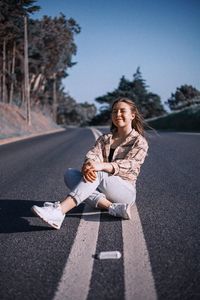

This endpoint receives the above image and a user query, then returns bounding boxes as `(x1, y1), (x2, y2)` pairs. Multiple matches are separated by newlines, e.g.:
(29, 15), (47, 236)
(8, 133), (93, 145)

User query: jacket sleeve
(84, 134), (105, 163)
(110, 136), (148, 177)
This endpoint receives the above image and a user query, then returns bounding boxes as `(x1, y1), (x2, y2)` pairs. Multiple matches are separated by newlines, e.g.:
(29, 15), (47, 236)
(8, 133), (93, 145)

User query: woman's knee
(98, 175), (136, 205)
(64, 168), (72, 186)
(64, 168), (82, 189)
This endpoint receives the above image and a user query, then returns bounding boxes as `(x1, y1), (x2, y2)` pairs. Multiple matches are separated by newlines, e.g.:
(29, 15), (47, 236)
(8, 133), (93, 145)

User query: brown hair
(110, 97), (145, 136)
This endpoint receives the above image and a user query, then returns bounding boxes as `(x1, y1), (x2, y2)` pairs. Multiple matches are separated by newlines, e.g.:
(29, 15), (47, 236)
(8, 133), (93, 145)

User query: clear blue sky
(34, 0), (200, 110)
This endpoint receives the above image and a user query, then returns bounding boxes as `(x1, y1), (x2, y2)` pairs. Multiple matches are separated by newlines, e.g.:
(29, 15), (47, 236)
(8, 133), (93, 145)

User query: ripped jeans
(64, 168), (136, 208)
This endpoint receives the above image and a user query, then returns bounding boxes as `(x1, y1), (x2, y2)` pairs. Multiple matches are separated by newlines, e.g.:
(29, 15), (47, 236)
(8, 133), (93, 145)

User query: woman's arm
(110, 136), (149, 177)
(84, 135), (105, 163)
(82, 134), (113, 182)
(87, 161), (114, 173)
(82, 161), (114, 183)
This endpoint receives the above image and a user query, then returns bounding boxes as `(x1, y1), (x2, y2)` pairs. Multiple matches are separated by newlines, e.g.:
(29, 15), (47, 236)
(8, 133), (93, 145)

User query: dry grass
(0, 103), (60, 139)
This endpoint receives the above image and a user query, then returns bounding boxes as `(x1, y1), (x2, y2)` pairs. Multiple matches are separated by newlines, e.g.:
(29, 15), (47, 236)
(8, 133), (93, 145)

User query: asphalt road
(0, 128), (199, 300)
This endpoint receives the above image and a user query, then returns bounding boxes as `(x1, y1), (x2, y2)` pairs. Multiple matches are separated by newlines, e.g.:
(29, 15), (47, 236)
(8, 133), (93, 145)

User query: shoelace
(44, 201), (60, 208)
(109, 204), (117, 216)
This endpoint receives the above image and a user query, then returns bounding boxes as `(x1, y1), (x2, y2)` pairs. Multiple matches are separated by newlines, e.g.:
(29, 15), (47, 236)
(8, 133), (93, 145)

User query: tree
(0, 2), (81, 124)
(28, 14), (80, 119)
(18, 1), (40, 125)
(0, 0), (40, 125)
(0, 0), (16, 103)
(57, 94), (96, 126)
(166, 85), (200, 110)
(93, 67), (165, 124)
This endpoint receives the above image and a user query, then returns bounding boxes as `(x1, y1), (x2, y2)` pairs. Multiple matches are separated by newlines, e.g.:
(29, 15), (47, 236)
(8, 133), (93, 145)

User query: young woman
(32, 98), (149, 229)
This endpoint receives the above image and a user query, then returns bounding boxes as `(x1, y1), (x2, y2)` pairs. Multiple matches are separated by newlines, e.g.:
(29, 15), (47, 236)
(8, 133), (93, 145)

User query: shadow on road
(65, 204), (122, 223)
(0, 199), (55, 233)
(0, 199), (121, 233)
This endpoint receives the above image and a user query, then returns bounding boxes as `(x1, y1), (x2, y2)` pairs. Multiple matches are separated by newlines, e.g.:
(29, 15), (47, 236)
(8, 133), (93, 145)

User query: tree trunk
(53, 72), (57, 122)
(9, 41), (16, 104)
(24, 15), (31, 126)
(2, 39), (7, 103)
(0, 72), (2, 101)
(21, 82), (25, 108)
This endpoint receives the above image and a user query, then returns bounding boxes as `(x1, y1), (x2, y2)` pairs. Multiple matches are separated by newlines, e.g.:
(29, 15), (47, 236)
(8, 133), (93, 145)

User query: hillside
(0, 103), (61, 140)
(147, 105), (200, 131)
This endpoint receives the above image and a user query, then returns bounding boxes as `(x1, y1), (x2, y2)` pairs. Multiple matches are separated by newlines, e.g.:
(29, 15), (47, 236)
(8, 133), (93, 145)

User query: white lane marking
(66, 211), (106, 216)
(53, 204), (100, 300)
(0, 128), (65, 145)
(54, 129), (103, 300)
(54, 127), (157, 300)
(89, 127), (103, 139)
(91, 126), (157, 298)
(122, 205), (157, 300)
(175, 132), (200, 135)
(91, 126), (157, 299)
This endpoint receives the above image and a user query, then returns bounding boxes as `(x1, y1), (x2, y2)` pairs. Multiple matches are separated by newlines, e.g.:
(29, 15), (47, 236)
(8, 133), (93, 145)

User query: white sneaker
(31, 202), (65, 229)
(108, 203), (132, 220)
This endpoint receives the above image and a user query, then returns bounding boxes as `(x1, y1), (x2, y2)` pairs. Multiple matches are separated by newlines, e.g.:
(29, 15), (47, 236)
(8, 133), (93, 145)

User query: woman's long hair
(110, 97), (146, 136)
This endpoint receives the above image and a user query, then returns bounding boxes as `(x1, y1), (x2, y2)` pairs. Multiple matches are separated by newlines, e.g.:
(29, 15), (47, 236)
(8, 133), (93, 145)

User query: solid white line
(175, 132), (200, 135)
(0, 127), (65, 146)
(53, 204), (100, 300)
(122, 205), (157, 300)
(54, 128), (103, 300)
(66, 211), (107, 216)
(91, 126), (157, 299)
(54, 127), (157, 300)
(90, 127), (103, 139)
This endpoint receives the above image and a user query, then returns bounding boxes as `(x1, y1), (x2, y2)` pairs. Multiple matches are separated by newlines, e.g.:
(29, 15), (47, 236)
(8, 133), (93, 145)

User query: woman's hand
(84, 169), (97, 182)
(82, 162), (98, 183)
(82, 161), (114, 182)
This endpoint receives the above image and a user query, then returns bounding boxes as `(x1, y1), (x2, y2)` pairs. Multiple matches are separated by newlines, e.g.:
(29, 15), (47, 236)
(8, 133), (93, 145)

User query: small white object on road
(97, 251), (122, 260)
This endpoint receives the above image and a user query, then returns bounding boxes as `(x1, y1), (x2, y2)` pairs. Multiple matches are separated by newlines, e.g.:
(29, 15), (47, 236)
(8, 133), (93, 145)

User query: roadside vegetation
(90, 67), (166, 125)
(0, 0), (199, 137)
(147, 85), (200, 131)
(0, 0), (96, 130)
(0, 102), (59, 139)
(147, 105), (200, 132)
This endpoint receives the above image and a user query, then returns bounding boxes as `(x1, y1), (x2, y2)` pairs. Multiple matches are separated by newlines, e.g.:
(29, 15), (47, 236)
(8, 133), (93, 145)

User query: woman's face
(111, 101), (135, 129)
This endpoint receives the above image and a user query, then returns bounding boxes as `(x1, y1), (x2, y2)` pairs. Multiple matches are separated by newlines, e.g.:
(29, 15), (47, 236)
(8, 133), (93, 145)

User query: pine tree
(166, 85), (200, 110)
(94, 67), (165, 121)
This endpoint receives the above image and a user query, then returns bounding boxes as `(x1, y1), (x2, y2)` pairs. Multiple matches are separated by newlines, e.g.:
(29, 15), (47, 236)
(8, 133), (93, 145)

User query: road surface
(0, 128), (199, 300)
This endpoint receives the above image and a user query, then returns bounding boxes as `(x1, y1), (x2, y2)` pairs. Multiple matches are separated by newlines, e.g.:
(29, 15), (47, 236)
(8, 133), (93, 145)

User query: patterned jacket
(85, 129), (149, 184)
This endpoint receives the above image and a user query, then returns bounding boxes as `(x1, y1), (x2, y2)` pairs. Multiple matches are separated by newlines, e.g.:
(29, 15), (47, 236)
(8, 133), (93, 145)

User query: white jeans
(64, 168), (136, 208)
